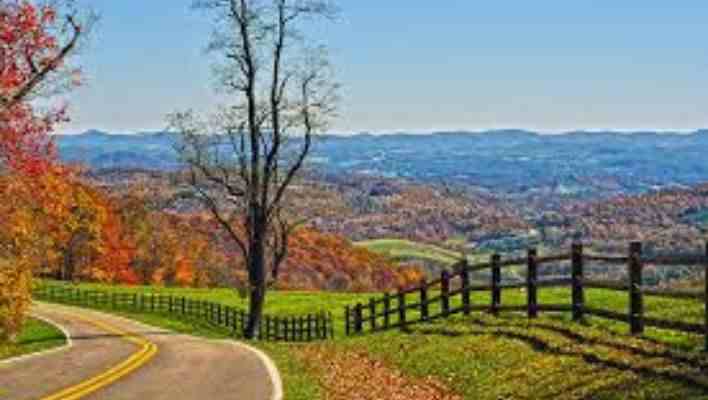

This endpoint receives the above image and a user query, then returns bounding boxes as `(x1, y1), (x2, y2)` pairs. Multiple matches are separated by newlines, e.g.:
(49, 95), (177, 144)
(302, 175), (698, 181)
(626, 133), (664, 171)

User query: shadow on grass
(408, 316), (708, 397)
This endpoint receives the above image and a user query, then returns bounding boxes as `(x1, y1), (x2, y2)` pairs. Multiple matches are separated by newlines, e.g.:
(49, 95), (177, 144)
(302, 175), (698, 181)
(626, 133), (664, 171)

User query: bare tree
(170, 0), (338, 338)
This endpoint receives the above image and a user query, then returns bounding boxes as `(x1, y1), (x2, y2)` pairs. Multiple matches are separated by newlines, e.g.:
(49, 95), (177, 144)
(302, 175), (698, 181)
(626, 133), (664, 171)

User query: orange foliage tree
(0, 0), (84, 341)
(277, 228), (424, 292)
(113, 190), (229, 288)
(34, 172), (136, 284)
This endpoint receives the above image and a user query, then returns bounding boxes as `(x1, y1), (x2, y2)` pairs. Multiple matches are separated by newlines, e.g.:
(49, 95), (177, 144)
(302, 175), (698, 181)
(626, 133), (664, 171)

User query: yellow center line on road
(39, 311), (158, 400)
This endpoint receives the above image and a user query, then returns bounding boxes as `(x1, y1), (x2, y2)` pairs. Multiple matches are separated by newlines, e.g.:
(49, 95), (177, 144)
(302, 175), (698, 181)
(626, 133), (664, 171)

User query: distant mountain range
(55, 129), (708, 198)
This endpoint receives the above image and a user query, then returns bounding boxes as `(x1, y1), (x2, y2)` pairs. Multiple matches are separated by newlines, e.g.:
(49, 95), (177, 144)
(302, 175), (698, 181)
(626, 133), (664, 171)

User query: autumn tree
(170, 0), (338, 338)
(0, 0), (85, 174)
(0, 0), (87, 341)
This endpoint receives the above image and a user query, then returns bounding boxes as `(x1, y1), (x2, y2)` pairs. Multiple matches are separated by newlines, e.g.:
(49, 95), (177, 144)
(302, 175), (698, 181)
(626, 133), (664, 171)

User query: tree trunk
(245, 223), (267, 339)
(62, 248), (74, 281)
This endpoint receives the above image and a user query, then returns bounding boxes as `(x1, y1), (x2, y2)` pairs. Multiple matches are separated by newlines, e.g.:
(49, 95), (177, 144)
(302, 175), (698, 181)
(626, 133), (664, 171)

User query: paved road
(0, 303), (279, 400)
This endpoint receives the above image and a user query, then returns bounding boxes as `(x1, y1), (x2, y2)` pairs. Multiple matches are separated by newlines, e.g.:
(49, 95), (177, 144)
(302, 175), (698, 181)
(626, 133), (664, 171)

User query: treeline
(2, 168), (424, 292)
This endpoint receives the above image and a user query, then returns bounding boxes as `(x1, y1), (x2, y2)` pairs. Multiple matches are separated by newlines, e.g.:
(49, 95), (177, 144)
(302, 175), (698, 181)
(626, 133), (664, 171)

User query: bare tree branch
(174, 0), (338, 339)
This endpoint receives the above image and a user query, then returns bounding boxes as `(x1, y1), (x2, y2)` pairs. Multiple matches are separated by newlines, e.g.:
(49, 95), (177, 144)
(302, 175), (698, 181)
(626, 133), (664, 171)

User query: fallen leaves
(297, 345), (462, 400)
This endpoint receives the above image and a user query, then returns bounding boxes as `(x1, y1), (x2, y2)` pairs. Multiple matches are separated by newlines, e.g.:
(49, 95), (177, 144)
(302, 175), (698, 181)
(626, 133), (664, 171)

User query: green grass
(46, 281), (369, 337)
(0, 318), (67, 361)
(334, 313), (708, 399)
(356, 238), (488, 265)
(36, 281), (708, 399)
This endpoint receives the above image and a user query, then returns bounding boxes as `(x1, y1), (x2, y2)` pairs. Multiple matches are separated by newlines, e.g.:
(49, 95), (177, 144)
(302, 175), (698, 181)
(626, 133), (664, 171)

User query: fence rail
(33, 284), (334, 342)
(344, 241), (708, 351)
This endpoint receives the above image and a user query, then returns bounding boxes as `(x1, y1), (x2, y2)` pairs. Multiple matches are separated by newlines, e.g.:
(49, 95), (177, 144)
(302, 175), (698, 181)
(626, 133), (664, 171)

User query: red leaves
(0, 103), (61, 175)
(0, 1), (80, 175)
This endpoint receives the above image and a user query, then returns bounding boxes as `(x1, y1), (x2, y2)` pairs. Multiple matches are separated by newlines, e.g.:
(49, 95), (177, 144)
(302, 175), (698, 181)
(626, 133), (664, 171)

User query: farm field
(356, 239), (489, 266)
(0, 317), (66, 361)
(35, 281), (708, 399)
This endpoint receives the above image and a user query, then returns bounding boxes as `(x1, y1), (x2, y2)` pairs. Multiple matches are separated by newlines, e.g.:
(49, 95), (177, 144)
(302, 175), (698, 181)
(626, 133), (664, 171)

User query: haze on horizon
(61, 1), (708, 135)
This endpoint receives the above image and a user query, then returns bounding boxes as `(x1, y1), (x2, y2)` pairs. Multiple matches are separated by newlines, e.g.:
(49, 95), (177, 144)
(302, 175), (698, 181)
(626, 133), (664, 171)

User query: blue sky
(62, 1), (708, 134)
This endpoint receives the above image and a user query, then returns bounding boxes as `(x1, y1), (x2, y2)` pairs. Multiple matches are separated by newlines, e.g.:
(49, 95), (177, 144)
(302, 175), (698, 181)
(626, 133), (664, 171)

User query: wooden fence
(33, 284), (334, 342)
(344, 241), (708, 351)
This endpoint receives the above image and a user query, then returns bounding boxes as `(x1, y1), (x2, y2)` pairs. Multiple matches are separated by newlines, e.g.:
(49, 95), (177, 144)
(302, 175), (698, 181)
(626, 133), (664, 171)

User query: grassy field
(356, 238), (488, 266)
(35, 281), (708, 399)
(0, 318), (67, 361)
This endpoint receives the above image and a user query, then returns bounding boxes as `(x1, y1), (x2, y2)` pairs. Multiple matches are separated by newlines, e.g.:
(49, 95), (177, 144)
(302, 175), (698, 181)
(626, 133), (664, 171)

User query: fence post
(461, 261), (471, 315)
(271, 316), (279, 340)
(369, 298), (377, 331)
(383, 293), (391, 329)
(629, 241), (644, 335)
(323, 313), (329, 339)
(491, 254), (501, 316)
(306, 314), (313, 341)
(398, 289), (407, 330)
(262, 314), (266, 340)
(527, 248), (538, 319)
(572, 242), (585, 322)
(704, 241), (708, 352)
(420, 279), (429, 322)
(300, 316), (306, 341)
(345, 305), (351, 336)
(441, 271), (451, 317)
(283, 317), (289, 341)
(355, 303), (363, 334)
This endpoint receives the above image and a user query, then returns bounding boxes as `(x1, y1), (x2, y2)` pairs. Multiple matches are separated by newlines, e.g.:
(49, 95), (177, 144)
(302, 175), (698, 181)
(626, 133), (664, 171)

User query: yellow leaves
(297, 345), (462, 400)
(0, 166), (133, 338)
(0, 256), (32, 342)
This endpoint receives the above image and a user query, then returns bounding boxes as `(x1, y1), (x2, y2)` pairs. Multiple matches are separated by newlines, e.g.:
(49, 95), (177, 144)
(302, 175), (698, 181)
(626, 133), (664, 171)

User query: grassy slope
(356, 239), (488, 265)
(57, 282), (365, 336)
(0, 318), (66, 361)
(38, 282), (708, 399)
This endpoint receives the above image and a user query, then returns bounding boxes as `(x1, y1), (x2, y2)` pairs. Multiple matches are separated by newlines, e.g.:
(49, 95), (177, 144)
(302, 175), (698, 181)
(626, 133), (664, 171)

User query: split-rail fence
(344, 241), (708, 351)
(34, 284), (334, 342)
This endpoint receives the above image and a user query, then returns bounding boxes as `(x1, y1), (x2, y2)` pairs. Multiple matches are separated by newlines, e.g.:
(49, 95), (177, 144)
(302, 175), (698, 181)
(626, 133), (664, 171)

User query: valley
(73, 147), (708, 289)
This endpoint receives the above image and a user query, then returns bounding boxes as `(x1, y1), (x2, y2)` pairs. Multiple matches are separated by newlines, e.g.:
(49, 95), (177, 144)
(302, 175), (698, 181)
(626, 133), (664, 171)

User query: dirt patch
(298, 345), (462, 400)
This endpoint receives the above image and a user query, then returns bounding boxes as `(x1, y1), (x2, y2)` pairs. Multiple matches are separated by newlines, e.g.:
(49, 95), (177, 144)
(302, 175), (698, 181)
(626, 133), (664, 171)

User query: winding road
(0, 303), (280, 400)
